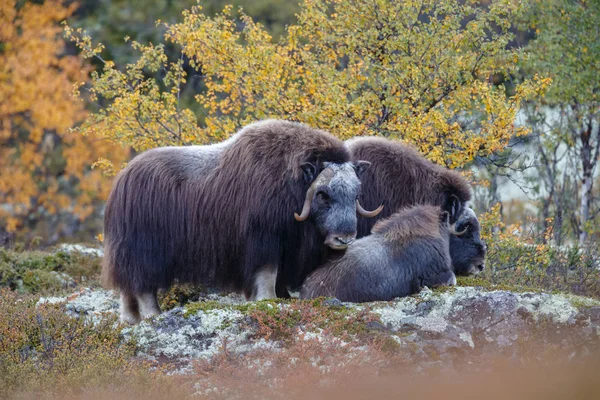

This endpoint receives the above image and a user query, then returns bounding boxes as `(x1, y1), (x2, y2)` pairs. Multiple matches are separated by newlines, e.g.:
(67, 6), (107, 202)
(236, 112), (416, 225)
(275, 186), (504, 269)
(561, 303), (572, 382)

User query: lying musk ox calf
(300, 205), (485, 302)
(102, 120), (382, 323)
(345, 137), (473, 236)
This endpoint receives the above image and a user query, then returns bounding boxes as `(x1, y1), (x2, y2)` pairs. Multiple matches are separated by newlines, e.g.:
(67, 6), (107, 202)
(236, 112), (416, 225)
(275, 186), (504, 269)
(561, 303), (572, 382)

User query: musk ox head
(295, 161), (383, 250)
(450, 208), (487, 276)
(419, 210), (457, 289)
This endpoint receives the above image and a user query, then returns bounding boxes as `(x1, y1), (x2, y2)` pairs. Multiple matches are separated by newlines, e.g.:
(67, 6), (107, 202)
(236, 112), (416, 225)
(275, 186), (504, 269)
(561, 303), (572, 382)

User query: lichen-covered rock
(121, 306), (280, 373)
(51, 286), (600, 374)
(371, 287), (600, 365)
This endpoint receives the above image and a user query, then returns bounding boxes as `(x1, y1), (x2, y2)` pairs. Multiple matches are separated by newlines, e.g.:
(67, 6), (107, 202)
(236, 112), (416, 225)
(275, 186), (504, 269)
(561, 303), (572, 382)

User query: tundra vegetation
(1, 0), (600, 397)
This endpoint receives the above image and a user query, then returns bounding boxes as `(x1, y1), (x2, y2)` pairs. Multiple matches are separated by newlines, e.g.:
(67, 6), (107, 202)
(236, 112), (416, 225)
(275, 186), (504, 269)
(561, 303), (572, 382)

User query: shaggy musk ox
(102, 120), (382, 323)
(450, 208), (487, 276)
(345, 137), (473, 236)
(300, 205), (459, 302)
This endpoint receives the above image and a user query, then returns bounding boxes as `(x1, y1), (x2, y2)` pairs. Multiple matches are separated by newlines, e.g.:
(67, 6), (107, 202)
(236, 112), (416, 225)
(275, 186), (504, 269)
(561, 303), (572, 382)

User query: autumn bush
(65, 0), (547, 170)
(476, 205), (600, 298)
(0, 288), (146, 398)
(0, 0), (127, 242)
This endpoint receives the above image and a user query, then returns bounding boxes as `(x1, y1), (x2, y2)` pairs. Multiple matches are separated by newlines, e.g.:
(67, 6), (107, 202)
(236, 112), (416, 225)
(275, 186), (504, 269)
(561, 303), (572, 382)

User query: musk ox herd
(102, 120), (486, 324)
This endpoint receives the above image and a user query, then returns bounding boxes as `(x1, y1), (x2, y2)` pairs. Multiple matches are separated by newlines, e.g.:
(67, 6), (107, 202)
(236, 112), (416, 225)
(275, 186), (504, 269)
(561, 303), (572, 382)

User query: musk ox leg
(119, 292), (141, 325)
(249, 264), (278, 301)
(137, 291), (161, 319)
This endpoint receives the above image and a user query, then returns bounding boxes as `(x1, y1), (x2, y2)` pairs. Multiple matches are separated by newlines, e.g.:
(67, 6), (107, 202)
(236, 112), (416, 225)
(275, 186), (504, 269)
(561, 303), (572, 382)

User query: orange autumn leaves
(0, 0), (126, 234)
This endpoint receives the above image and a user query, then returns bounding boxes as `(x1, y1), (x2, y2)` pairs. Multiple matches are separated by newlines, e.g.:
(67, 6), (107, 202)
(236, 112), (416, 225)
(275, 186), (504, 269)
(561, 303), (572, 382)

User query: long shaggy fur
(346, 137), (472, 237)
(300, 205), (456, 302)
(102, 120), (351, 297)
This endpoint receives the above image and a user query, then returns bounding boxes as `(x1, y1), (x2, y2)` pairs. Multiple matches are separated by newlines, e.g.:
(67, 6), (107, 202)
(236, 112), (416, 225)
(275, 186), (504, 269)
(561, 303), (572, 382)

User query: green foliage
(523, 0), (599, 105)
(517, 0), (600, 245)
(73, 0), (300, 66)
(0, 249), (101, 294)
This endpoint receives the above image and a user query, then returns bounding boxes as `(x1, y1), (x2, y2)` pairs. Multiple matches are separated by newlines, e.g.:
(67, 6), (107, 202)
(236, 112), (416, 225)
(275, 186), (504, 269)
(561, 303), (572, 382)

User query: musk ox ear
(439, 211), (450, 225)
(300, 162), (317, 183)
(353, 160), (371, 177)
(444, 194), (463, 224)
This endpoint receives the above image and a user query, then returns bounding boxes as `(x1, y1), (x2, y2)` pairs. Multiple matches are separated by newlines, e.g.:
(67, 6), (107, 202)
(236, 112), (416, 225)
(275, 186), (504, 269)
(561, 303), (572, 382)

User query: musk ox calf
(300, 205), (485, 302)
(345, 137), (473, 236)
(102, 119), (382, 323)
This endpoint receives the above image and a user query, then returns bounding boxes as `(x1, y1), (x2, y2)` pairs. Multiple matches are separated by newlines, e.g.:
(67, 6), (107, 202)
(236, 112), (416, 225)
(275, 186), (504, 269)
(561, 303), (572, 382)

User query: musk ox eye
(316, 191), (330, 203)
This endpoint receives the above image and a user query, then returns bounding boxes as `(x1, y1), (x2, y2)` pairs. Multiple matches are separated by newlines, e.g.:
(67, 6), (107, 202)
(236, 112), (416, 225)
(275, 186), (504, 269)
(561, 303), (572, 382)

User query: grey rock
(48, 286), (600, 374)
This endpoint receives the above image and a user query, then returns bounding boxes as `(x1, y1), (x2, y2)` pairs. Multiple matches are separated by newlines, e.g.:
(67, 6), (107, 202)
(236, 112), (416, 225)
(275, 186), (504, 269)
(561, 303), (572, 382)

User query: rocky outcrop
(39, 286), (600, 374)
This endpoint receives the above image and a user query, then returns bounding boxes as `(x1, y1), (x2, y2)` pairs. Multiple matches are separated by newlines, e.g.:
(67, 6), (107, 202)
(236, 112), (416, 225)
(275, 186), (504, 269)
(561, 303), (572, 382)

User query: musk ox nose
(325, 233), (356, 250)
(477, 264), (485, 272)
(336, 236), (355, 245)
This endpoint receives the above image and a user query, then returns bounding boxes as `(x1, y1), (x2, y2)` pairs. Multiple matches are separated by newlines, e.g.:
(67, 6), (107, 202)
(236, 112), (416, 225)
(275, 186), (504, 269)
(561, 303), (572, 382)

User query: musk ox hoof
(120, 310), (141, 325)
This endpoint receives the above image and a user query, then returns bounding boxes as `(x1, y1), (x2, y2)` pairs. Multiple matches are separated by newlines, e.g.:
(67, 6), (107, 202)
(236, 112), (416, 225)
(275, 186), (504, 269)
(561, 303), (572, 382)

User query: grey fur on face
(310, 162), (363, 249)
(450, 207), (487, 276)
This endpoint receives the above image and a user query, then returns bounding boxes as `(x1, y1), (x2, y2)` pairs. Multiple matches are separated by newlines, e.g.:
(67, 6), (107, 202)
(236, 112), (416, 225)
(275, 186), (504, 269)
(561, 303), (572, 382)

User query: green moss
(563, 294), (600, 310)
(183, 297), (382, 343)
(378, 335), (402, 354)
(159, 284), (208, 311)
(432, 285), (458, 294)
(0, 249), (101, 295)
(456, 276), (543, 294)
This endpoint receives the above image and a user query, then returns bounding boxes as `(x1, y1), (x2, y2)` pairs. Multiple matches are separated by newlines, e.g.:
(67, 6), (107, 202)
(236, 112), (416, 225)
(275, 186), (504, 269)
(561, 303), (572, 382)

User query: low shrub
(478, 205), (600, 299)
(0, 249), (101, 294)
(0, 288), (149, 398)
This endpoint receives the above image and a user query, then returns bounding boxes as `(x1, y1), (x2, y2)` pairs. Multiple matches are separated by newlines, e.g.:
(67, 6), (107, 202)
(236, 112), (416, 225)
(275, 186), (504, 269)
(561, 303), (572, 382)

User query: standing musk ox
(102, 120), (383, 324)
(299, 205), (459, 302)
(342, 136), (486, 279)
(345, 137), (473, 236)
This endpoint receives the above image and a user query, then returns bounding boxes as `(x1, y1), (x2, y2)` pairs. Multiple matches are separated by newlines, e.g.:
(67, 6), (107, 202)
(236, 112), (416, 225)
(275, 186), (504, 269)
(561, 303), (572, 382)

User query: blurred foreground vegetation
(0, 244), (598, 398)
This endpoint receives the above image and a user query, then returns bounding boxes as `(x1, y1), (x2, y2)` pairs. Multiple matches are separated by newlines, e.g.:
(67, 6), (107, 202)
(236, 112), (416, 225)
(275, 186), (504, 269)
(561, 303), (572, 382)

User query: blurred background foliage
(0, 0), (599, 290)
(1, 2), (599, 398)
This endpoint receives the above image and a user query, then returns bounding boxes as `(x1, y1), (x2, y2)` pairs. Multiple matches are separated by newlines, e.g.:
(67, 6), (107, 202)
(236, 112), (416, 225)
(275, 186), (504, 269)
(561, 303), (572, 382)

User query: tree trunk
(579, 122), (593, 246)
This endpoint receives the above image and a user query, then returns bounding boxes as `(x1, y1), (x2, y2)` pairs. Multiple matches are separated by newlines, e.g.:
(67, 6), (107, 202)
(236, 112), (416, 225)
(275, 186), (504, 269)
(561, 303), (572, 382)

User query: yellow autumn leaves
(68, 0), (548, 175)
(3, 0), (551, 236)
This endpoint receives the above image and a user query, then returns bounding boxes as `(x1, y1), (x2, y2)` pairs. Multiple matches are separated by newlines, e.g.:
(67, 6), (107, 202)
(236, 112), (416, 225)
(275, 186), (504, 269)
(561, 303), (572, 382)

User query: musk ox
(345, 137), (473, 237)
(102, 120), (382, 323)
(450, 207), (487, 276)
(299, 205), (458, 302)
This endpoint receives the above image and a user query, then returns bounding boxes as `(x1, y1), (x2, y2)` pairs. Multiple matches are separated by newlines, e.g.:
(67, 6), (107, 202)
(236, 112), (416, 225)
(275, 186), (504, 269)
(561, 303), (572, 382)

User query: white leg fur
(137, 291), (161, 319)
(120, 292), (141, 324)
(251, 265), (278, 301)
(448, 272), (457, 286)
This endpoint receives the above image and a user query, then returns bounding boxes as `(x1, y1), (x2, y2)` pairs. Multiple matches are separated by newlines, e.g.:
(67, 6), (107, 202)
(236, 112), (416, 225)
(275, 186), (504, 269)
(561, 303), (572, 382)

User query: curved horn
(356, 200), (384, 218)
(449, 226), (468, 236)
(450, 207), (476, 236)
(294, 185), (317, 222)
